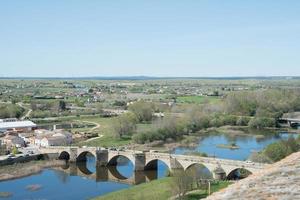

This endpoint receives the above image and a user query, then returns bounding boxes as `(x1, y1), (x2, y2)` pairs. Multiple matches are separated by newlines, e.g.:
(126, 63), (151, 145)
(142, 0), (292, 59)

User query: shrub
(236, 116), (250, 126)
(263, 141), (291, 162)
(248, 117), (276, 129)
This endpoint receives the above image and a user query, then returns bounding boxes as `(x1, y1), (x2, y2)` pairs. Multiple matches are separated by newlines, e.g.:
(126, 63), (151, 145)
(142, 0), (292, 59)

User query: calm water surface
(174, 132), (298, 160)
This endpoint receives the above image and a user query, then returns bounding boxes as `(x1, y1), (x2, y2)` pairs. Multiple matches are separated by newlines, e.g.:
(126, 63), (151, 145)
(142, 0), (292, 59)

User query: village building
(18, 132), (36, 145)
(33, 129), (73, 147)
(0, 119), (37, 132)
(1, 135), (25, 148)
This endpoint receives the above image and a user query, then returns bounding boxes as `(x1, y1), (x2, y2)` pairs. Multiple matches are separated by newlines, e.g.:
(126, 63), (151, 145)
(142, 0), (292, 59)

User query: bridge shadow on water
(57, 150), (254, 183)
(56, 154), (170, 185)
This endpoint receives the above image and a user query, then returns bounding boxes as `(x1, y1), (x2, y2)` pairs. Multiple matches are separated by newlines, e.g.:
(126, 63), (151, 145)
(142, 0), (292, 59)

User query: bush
(263, 142), (288, 162)
(0, 104), (24, 118)
(248, 152), (272, 163)
(222, 115), (238, 126)
(248, 117), (276, 129)
(236, 116), (250, 126)
(128, 100), (155, 122)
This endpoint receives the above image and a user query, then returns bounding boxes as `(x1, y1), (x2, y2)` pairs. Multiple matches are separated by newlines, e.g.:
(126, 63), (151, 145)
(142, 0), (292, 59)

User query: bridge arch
(144, 159), (172, 170)
(185, 163), (214, 179)
(226, 168), (252, 180)
(107, 154), (135, 166)
(107, 155), (135, 179)
(58, 151), (70, 161)
(76, 151), (96, 162)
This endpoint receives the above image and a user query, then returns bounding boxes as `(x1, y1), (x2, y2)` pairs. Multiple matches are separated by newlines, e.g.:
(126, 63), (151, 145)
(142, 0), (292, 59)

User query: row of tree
(112, 89), (300, 143)
(0, 104), (24, 119)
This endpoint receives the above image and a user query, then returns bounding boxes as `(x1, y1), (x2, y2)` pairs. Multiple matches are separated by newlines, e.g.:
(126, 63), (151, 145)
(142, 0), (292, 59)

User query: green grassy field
(177, 96), (220, 104)
(93, 178), (173, 200)
(76, 116), (153, 147)
(92, 178), (231, 200)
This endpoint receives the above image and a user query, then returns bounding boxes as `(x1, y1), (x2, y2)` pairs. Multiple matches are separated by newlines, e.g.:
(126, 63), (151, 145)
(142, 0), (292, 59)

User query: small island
(216, 143), (240, 150)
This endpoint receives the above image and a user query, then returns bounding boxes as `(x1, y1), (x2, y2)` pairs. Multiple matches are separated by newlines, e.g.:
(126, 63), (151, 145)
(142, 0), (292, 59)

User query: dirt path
(75, 120), (104, 141)
(17, 103), (32, 120)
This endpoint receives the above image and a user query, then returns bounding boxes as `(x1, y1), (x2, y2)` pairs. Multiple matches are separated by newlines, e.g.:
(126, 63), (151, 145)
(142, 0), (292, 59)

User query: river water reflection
(174, 132), (298, 160)
(0, 157), (169, 200)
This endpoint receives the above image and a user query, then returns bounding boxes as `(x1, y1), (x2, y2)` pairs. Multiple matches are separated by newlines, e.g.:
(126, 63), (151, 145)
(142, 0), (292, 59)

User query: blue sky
(0, 0), (300, 77)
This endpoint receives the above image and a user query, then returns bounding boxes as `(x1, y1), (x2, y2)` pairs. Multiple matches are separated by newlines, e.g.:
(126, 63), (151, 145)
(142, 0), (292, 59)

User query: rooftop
(0, 120), (37, 130)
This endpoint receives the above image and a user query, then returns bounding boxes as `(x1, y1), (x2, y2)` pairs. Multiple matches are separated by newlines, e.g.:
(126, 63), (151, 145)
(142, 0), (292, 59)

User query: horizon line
(0, 75), (299, 80)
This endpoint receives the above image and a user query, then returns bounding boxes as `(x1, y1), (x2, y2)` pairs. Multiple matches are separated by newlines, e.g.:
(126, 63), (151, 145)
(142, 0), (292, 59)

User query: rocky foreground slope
(206, 152), (300, 200)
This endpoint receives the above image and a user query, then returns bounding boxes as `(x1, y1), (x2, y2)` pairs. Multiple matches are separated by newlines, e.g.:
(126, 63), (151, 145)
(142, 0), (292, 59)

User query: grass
(92, 177), (173, 200)
(185, 181), (232, 200)
(76, 116), (155, 147)
(81, 135), (132, 147)
(177, 96), (220, 104)
(92, 178), (231, 200)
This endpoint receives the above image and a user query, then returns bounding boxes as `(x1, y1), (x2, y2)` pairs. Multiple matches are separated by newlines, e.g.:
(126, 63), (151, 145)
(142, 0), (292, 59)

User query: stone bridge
(279, 118), (300, 128)
(40, 146), (268, 180)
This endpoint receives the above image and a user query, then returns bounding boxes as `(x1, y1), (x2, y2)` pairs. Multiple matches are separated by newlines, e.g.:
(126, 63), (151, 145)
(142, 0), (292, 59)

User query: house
(34, 129), (73, 147)
(0, 119), (37, 132)
(18, 132), (36, 145)
(1, 135), (25, 148)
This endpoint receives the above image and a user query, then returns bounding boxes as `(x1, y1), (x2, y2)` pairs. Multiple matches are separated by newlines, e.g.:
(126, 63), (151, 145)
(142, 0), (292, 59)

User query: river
(0, 131), (298, 200)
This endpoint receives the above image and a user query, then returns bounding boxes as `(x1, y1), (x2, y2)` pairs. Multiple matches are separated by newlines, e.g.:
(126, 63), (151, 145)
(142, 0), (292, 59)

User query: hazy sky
(1, 1), (300, 77)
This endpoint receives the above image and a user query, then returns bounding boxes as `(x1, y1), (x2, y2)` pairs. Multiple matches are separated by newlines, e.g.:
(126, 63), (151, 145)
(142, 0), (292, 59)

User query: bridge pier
(213, 167), (226, 180)
(69, 148), (78, 162)
(96, 149), (109, 166)
(170, 157), (184, 170)
(133, 153), (145, 171)
(96, 166), (109, 182)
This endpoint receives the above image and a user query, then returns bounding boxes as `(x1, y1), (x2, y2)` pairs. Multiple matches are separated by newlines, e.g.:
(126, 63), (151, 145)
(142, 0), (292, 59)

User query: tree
(128, 101), (155, 122)
(170, 170), (193, 200)
(0, 104), (24, 119)
(113, 112), (138, 138)
(58, 100), (66, 111)
(263, 142), (290, 162)
(248, 152), (273, 163)
(236, 116), (250, 126)
(12, 146), (19, 155)
(248, 117), (275, 129)
(95, 103), (104, 114)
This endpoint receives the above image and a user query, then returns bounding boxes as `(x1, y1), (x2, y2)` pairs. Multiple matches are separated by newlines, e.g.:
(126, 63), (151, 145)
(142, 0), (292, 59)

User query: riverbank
(127, 125), (299, 153)
(0, 160), (66, 182)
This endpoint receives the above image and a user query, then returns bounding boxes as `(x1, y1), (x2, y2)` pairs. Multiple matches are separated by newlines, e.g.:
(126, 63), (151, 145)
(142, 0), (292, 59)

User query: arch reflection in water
(144, 159), (170, 180)
(107, 155), (134, 179)
(57, 160), (169, 186)
(76, 152), (96, 174)
(185, 163), (213, 180)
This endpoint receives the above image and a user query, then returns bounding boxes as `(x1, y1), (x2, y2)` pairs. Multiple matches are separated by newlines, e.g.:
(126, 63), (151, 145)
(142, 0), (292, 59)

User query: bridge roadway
(40, 146), (268, 180)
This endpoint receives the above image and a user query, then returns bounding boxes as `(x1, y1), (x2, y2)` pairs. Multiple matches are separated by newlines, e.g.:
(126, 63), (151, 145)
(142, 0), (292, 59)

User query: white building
(1, 135), (25, 148)
(0, 119), (37, 132)
(34, 129), (73, 147)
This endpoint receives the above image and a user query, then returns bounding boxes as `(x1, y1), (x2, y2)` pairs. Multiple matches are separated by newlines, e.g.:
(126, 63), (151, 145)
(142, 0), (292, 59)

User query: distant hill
(0, 76), (299, 80)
